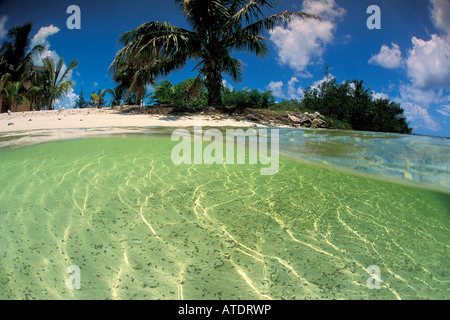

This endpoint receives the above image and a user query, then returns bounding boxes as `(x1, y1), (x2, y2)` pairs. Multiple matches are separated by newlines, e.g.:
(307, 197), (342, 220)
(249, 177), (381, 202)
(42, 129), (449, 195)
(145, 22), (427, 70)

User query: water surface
(0, 128), (448, 300)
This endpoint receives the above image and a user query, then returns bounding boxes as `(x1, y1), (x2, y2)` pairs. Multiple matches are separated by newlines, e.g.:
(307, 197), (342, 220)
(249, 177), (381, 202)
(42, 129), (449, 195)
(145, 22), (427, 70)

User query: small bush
(222, 87), (275, 109)
(301, 77), (412, 134)
(151, 78), (207, 107)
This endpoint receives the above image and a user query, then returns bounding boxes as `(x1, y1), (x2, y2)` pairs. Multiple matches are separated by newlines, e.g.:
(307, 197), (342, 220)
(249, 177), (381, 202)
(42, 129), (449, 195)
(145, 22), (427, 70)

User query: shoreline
(0, 107), (278, 133)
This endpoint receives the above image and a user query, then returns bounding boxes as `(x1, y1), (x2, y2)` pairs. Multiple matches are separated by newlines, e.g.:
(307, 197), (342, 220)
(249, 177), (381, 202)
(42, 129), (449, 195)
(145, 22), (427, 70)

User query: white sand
(0, 107), (265, 133)
(0, 107), (279, 148)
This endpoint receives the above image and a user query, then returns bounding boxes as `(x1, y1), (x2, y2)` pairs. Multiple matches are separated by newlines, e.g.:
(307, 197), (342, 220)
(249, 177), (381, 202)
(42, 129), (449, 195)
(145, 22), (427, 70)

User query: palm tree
(152, 80), (178, 105)
(351, 79), (372, 98)
(0, 22), (44, 82)
(75, 89), (89, 109)
(103, 86), (124, 106)
(0, 73), (10, 95)
(42, 56), (79, 110)
(112, 62), (147, 106)
(110, 0), (317, 107)
(90, 89), (108, 108)
(3, 80), (31, 112)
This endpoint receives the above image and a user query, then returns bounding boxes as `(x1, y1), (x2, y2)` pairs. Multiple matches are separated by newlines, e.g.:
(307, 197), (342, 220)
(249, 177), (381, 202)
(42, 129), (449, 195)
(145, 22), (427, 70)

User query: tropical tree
(110, 0), (317, 107)
(151, 77), (207, 107)
(75, 89), (89, 109)
(2, 80), (33, 112)
(42, 56), (79, 110)
(104, 86), (125, 106)
(0, 22), (44, 82)
(112, 61), (147, 106)
(152, 80), (186, 105)
(0, 73), (11, 96)
(350, 79), (372, 98)
(301, 71), (412, 134)
(90, 89), (107, 108)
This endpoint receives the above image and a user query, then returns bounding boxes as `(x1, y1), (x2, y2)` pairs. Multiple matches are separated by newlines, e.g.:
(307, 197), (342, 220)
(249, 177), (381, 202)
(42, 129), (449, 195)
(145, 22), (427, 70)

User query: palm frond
(225, 32), (268, 56)
(110, 21), (199, 78)
(221, 54), (244, 82)
(240, 11), (319, 35)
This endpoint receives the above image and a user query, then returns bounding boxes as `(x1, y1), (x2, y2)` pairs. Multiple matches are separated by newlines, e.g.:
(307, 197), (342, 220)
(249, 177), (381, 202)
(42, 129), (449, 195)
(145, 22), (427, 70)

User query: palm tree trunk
(205, 61), (223, 108)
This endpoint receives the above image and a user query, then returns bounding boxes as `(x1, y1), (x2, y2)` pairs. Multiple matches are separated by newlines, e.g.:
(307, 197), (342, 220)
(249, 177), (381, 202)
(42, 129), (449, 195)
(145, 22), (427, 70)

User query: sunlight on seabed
(0, 132), (448, 300)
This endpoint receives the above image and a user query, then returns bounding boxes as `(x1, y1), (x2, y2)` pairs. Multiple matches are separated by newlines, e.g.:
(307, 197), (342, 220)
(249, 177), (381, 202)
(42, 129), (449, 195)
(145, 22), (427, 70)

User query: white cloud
(287, 77), (304, 99)
(267, 81), (284, 98)
(399, 83), (443, 106)
(372, 91), (390, 100)
(401, 102), (441, 131)
(402, 0), (450, 89)
(0, 15), (8, 39)
(405, 34), (450, 89)
(369, 43), (403, 69)
(302, 0), (346, 21)
(393, 83), (445, 132)
(437, 105), (450, 116)
(430, 0), (450, 36)
(267, 77), (304, 100)
(269, 0), (345, 73)
(31, 25), (61, 66)
(222, 79), (234, 90)
(54, 87), (79, 110)
(368, 1), (450, 92)
(372, 0), (450, 134)
(30, 25), (78, 109)
(31, 25), (60, 48)
(310, 74), (333, 91)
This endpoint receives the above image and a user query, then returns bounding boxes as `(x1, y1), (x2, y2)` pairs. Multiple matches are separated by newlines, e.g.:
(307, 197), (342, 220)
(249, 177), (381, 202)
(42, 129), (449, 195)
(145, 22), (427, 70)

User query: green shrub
(222, 87), (275, 109)
(301, 76), (412, 134)
(151, 78), (207, 107)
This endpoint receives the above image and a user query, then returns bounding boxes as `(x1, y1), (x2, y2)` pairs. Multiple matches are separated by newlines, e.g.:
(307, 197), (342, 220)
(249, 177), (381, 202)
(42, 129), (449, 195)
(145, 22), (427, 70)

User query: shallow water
(0, 129), (448, 300)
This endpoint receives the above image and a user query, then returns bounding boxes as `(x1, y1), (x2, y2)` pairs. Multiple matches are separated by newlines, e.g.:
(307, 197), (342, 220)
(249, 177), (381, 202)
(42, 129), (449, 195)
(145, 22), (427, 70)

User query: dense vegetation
(0, 22), (78, 111)
(301, 73), (412, 134)
(106, 0), (410, 134)
(149, 73), (412, 134)
(150, 78), (275, 110)
(0, 6), (412, 134)
(109, 0), (317, 107)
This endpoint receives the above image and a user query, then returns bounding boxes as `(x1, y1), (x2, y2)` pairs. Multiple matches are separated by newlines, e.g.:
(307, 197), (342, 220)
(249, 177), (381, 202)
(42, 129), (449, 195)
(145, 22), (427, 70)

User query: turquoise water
(0, 128), (448, 300)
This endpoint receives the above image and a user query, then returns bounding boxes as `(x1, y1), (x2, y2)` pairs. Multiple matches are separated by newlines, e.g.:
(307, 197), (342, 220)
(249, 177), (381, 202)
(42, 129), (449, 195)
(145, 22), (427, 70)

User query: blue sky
(1, 0), (449, 137)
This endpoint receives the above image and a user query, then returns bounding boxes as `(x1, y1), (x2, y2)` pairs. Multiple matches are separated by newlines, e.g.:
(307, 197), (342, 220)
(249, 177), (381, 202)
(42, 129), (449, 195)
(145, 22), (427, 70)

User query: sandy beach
(0, 107), (266, 133)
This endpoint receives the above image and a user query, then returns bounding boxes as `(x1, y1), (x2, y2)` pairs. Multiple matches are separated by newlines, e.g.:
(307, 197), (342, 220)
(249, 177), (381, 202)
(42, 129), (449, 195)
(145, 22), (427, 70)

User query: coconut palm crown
(110, 0), (318, 107)
(42, 56), (79, 110)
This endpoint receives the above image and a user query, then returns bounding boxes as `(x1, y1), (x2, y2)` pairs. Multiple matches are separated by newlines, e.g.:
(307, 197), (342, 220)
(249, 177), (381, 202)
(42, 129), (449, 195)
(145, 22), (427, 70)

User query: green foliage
(222, 87), (275, 109)
(42, 56), (79, 110)
(301, 76), (412, 134)
(110, 0), (318, 107)
(90, 89), (107, 108)
(151, 78), (207, 107)
(151, 78), (276, 109)
(104, 86), (125, 106)
(75, 89), (89, 109)
(270, 99), (306, 112)
(0, 22), (44, 82)
(0, 22), (47, 111)
(4, 80), (29, 112)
